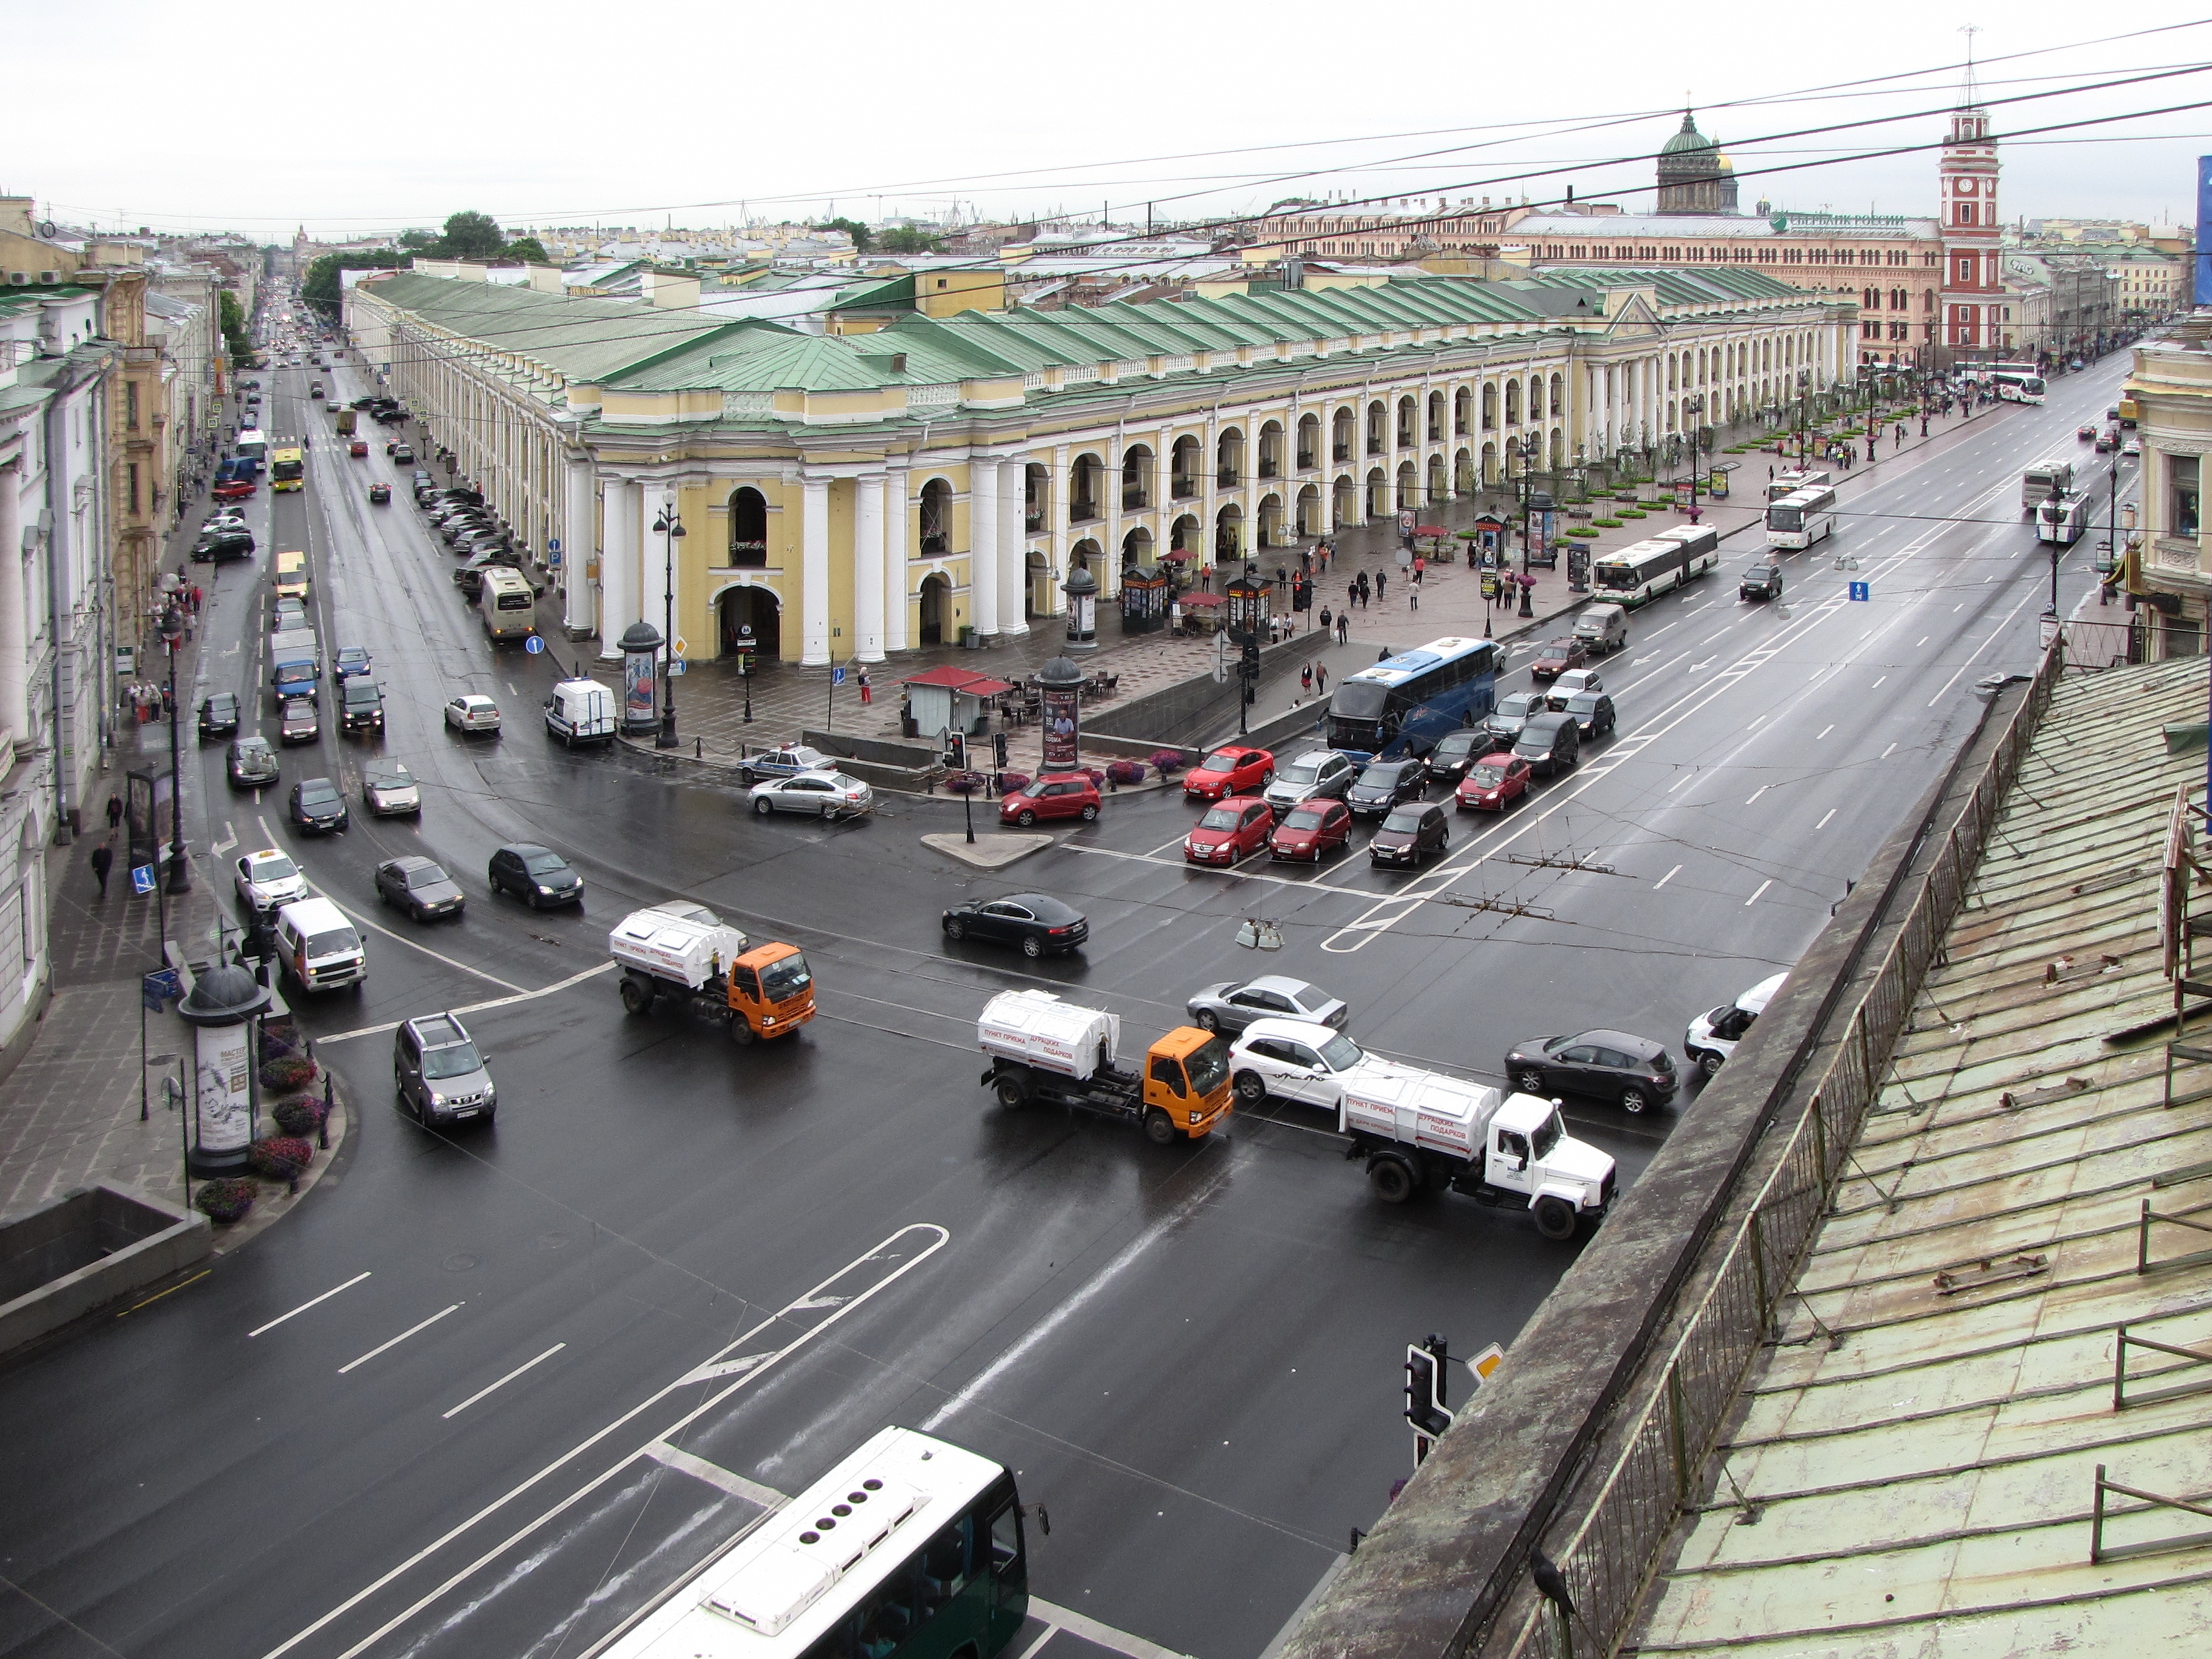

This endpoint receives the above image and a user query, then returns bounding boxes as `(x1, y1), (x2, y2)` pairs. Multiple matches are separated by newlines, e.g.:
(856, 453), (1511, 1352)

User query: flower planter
(1592, 518), (1622, 529)
(941, 770), (986, 794)
(272, 1098), (328, 1138)
(260, 1056), (320, 1094)
(249, 1137), (315, 1181)
(1149, 749), (1188, 775)
(193, 1178), (257, 1225)
(997, 772), (1031, 794)
(1105, 759), (1147, 785)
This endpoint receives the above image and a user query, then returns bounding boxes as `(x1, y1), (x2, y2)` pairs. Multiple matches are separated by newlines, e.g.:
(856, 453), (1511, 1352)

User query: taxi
(1182, 745), (1274, 803)
(1185, 797), (1273, 866)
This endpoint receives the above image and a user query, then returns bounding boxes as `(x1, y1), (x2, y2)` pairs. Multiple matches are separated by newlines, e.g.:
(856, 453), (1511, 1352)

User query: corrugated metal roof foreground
(1628, 657), (2212, 1655)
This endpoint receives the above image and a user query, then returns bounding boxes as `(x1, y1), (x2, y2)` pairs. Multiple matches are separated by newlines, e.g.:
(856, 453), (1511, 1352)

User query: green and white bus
(590, 1429), (1031, 1659)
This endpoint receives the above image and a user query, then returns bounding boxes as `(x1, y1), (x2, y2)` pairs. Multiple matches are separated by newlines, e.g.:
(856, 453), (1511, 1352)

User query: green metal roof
(361, 270), (744, 384)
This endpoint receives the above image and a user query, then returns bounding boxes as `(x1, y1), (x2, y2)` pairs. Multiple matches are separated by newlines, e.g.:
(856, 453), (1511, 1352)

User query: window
(129, 462), (139, 514)
(727, 487), (768, 566)
(919, 478), (952, 551)
(2171, 454), (2200, 538)
(126, 381), (139, 430)
(1149, 1056), (1187, 1093)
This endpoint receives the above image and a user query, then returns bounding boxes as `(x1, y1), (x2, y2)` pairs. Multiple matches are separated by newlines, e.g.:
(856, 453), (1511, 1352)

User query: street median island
(0, 1183), (211, 1354)
(921, 832), (1054, 870)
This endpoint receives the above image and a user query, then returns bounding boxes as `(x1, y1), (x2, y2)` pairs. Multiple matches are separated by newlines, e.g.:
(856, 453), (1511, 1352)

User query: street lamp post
(2044, 477), (2066, 638)
(651, 504), (685, 749)
(1683, 394), (1705, 524)
(159, 605), (190, 894)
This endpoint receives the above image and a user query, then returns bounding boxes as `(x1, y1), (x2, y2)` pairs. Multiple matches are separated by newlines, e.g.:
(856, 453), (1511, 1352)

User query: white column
(562, 457), (596, 638)
(0, 460), (24, 743)
(597, 476), (639, 659)
(644, 488), (673, 665)
(800, 474), (831, 665)
(854, 472), (886, 663)
(884, 468), (910, 652)
(996, 459), (1027, 635)
(969, 457), (1000, 637)
(1602, 366), (1616, 457)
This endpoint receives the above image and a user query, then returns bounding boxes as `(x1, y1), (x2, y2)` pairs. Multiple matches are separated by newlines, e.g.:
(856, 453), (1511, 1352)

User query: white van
(273, 896), (366, 993)
(545, 677), (616, 746)
(1684, 973), (1786, 1076)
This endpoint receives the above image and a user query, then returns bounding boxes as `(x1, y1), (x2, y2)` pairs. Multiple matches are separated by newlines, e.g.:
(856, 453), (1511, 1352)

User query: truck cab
(725, 942), (816, 1043)
(1142, 1026), (1234, 1138)
(976, 990), (1233, 1144)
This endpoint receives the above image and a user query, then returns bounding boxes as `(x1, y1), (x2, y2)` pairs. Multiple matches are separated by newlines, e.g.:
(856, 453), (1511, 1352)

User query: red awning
(962, 676), (1016, 697)
(1179, 589), (1226, 608)
(1161, 548), (1195, 562)
(902, 665), (996, 691)
(1415, 525), (1446, 535)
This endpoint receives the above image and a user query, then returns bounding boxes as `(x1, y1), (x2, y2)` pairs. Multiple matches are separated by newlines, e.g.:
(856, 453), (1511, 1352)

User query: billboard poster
(194, 1023), (253, 1157)
(623, 649), (657, 728)
(1041, 685), (1081, 771)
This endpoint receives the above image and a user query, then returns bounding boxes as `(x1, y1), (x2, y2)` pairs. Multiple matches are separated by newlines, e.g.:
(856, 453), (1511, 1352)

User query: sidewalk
(628, 397), (1986, 771)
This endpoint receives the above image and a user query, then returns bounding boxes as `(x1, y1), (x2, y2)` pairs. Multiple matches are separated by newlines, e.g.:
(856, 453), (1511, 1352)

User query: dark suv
(1369, 802), (1450, 869)
(1513, 711), (1580, 778)
(1741, 562), (1784, 601)
(1346, 758), (1429, 819)
(1483, 690), (1552, 748)
(339, 677), (385, 734)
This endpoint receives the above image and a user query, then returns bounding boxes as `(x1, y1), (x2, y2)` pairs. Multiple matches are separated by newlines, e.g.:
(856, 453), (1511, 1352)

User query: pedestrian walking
(1336, 611), (1349, 646)
(89, 839), (113, 899)
(1301, 662), (1313, 695)
(1319, 603), (1332, 637)
(1920, 415), (1929, 437)
(105, 793), (122, 831)
(1409, 583), (1419, 611)
(857, 666), (871, 705)
(1347, 578), (1358, 612)
(1357, 571), (1370, 606)
(1315, 662), (1328, 696)
(1375, 569), (1387, 604)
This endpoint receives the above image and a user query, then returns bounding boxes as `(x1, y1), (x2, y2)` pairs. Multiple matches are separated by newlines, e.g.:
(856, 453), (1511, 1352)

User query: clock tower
(1938, 96), (2005, 364)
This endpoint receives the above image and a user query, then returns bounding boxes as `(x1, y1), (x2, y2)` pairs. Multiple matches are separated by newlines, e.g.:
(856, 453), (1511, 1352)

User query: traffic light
(945, 733), (967, 770)
(1405, 1336), (1453, 1441)
(992, 731), (1009, 769)
(1239, 640), (1261, 704)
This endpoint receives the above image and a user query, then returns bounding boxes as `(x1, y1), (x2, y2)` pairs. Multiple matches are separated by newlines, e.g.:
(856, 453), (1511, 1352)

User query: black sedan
(198, 692), (241, 740)
(1561, 692), (1617, 741)
(1504, 1029), (1677, 1114)
(375, 856), (465, 920)
(940, 893), (1088, 959)
(1423, 728), (1489, 790)
(190, 527), (254, 564)
(1345, 757), (1429, 819)
(225, 736), (279, 789)
(488, 842), (583, 908)
(289, 777), (349, 834)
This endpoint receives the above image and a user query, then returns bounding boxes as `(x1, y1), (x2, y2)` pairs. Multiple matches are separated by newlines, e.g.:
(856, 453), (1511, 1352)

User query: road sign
(130, 864), (156, 896)
(1467, 1341), (1506, 1389)
(523, 635), (545, 655)
(547, 537), (560, 554)
(1848, 581), (1870, 602)
(832, 666), (846, 686)
(672, 636), (689, 659)
(668, 659), (687, 675)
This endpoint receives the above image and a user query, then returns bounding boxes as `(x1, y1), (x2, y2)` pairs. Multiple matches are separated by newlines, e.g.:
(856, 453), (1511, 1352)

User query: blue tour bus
(1326, 635), (1503, 763)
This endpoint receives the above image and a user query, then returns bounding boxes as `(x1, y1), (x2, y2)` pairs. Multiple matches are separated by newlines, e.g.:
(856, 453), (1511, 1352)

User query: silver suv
(394, 1013), (497, 1127)
(1262, 749), (1355, 814)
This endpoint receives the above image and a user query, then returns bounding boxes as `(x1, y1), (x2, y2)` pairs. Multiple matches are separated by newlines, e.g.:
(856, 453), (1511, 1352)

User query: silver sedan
(1185, 974), (1350, 1036)
(749, 769), (873, 820)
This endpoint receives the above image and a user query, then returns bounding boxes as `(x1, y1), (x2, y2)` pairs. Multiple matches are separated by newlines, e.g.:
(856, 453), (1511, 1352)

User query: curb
(203, 1080), (354, 1256)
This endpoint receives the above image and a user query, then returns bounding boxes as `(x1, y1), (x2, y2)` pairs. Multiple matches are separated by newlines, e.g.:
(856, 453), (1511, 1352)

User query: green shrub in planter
(1618, 509), (1646, 519)
(260, 1056), (320, 1094)
(272, 1097), (328, 1138)
(194, 1178), (257, 1225)
(249, 1136), (315, 1181)
(1566, 526), (1600, 538)
(1592, 517), (1622, 529)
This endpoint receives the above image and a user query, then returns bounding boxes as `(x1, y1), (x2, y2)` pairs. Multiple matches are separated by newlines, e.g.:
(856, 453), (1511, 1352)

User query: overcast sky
(9, 2), (2212, 240)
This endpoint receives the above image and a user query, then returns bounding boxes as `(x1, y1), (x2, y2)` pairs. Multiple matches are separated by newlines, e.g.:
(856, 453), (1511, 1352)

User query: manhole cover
(443, 1252), (480, 1272)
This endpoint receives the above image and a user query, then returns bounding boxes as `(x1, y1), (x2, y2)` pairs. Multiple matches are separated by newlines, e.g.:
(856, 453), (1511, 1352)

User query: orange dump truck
(609, 902), (815, 1045)
(977, 989), (1232, 1144)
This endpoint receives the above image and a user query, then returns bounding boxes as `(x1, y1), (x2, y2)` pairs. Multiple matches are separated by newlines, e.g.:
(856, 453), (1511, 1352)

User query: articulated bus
(1765, 486), (1838, 551)
(233, 427), (267, 469)
(270, 445), (305, 492)
(1591, 524), (1720, 608)
(589, 1428), (1030, 1659)
(479, 566), (538, 640)
(1326, 635), (1501, 761)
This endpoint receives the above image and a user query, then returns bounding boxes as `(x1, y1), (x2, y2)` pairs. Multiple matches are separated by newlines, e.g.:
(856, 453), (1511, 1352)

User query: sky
(8, 1), (2212, 240)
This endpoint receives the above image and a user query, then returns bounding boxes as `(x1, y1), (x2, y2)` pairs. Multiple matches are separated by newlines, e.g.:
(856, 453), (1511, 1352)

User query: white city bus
(2036, 491), (2091, 547)
(234, 427), (268, 468)
(479, 566), (537, 641)
(1765, 486), (1838, 551)
(1591, 535), (1714, 608)
(590, 1428), (1031, 1659)
(1766, 468), (1832, 504)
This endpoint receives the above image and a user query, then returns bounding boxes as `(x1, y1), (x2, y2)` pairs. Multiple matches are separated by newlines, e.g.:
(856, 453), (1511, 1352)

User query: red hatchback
(1186, 797), (1273, 866)
(1269, 798), (1353, 862)
(1184, 745), (1274, 803)
(999, 771), (1102, 826)
(1457, 752), (1533, 812)
(1530, 637), (1590, 680)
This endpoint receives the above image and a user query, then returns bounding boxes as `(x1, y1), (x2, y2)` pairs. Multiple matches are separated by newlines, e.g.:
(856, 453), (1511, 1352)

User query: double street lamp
(651, 504), (686, 749)
(1682, 394), (1706, 523)
(158, 604), (191, 894)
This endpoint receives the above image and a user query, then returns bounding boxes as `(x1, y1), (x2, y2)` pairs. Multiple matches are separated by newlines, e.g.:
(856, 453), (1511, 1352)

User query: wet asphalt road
(0, 338), (2134, 1659)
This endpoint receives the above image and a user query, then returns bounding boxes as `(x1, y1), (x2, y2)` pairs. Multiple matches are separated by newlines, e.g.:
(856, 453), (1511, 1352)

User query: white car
(1550, 668), (1605, 703)
(749, 770), (873, 819)
(363, 760), (421, 817)
(1227, 1016), (1421, 1111)
(444, 694), (501, 734)
(204, 511), (249, 535)
(235, 848), (308, 914)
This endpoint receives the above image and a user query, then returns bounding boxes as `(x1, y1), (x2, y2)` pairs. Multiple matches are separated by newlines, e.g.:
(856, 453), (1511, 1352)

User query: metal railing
(2089, 1464), (2212, 1563)
(2111, 1322), (2212, 1410)
(1500, 639), (2065, 1658)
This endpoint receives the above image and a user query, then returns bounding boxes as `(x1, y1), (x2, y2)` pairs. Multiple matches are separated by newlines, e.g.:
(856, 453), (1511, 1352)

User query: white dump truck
(1340, 1068), (1615, 1238)
(609, 902), (817, 1043)
(977, 990), (1233, 1144)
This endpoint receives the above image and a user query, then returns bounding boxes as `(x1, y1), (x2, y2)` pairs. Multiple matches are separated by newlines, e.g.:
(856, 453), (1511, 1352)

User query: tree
(218, 291), (253, 367)
(878, 226), (940, 255)
(817, 216), (873, 254)
(437, 210), (506, 261)
(301, 250), (408, 312)
(501, 236), (550, 265)
(397, 229), (438, 252)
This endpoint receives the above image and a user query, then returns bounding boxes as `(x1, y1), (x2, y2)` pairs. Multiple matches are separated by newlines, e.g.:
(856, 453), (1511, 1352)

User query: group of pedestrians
(123, 680), (173, 725)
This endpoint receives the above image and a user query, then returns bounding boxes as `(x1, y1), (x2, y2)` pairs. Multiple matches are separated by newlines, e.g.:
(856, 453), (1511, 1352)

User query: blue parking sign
(525, 634), (545, 654)
(1848, 581), (1869, 602)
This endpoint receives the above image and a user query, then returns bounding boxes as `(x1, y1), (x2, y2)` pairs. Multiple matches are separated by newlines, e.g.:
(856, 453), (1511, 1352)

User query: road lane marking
(1880, 742), (1897, 758)
(1817, 808), (1838, 829)
(1667, 774), (1691, 792)
(442, 1344), (565, 1419)
(1028, 1598), (1199, 1659)
(1654, 864), (1680, 890)
(1744, 879), (1773, 907)
(249, 1272), (371, 1337)
(1871, 675), (1886, 688)
(1816, 724), (1834, 740)
(1924, 580), (2051, 705)
(262, 1224), (951, 1659)
(313, 960), (619, 1044)
(1745, 786), (1768, 805)
(340, 1305), (461, 1374)
(643, 1443), (785, 1509)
